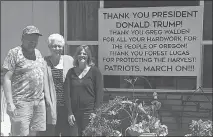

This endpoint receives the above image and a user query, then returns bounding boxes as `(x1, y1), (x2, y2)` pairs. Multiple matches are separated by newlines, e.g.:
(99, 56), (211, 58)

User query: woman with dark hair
(64, 45), (103, 136)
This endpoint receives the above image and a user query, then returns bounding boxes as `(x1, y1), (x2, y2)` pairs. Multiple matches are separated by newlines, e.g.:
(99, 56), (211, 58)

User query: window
(65, 0), (211, 90)
(59, 1), (64, 36)
(202, 0), (212, 88)
(203, 45), (212, 88)
(203, 1), (212, 40)
(66, 1), (99, 41)
(104, 0), (199, 8)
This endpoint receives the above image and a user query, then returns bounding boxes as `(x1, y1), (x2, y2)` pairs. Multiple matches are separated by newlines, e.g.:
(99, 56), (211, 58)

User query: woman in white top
(40, 34), (74, 136)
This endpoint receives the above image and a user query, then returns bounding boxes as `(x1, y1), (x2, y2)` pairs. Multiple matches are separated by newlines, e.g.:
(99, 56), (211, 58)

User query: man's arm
(2, 48), (17, 113)
(2, 69), (16, 112)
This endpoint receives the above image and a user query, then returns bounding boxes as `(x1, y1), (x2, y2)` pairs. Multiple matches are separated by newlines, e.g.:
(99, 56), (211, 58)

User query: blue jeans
(8, 98), (46, 136)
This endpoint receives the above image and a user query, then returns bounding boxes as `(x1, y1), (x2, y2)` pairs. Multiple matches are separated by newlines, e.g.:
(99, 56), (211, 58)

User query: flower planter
(126, 129), (157, 136)
(140, 133), (157, 136)
(83, 96), (168, 136)
(186, 119), (212, 136)
(184, 134), (192, 136)
(126, 128), (141, 136)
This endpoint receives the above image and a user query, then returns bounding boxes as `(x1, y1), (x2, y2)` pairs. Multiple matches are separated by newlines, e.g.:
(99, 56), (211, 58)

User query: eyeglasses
(51, 45), (63, 49)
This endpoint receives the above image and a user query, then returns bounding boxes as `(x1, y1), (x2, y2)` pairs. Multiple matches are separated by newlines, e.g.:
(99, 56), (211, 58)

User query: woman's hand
(7, 103), (17, 116)
(68, 114), (75, 126)
(45, 99), (52, 108)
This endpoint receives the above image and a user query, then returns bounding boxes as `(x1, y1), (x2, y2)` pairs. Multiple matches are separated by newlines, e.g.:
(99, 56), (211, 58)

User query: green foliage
(185, 119), (212, 136)
(83, 96), (168, 136)
(82, 96), (125, 136)
(128, 116), (168, 136)
(83, 77), (167, 136)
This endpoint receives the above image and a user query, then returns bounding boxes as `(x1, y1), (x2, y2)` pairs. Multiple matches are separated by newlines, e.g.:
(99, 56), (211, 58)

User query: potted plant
(124, 100), (168, 136)
(124, 77), (167, 136)
(126, 116), (168, 136)
(82, 96), (125, 136)
(185, 119), (212, 136)
(83, 76), (168, 136)
(83, 95), (168, 136)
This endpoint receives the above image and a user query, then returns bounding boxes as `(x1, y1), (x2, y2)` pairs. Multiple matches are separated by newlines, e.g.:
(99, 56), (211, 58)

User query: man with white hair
(40, 33), (74, 136)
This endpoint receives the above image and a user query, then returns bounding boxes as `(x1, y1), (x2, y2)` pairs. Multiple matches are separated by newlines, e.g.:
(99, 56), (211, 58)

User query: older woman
(41, 34), (74, 136)
(64, 45), (104, 136)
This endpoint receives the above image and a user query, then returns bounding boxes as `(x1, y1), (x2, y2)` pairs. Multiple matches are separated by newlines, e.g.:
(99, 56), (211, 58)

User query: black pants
(70, 109), (94, 136)
(40, 106), (71, 136)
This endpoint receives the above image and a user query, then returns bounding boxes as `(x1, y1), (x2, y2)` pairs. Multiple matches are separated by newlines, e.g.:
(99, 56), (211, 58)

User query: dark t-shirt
(64, 66), (103, 115)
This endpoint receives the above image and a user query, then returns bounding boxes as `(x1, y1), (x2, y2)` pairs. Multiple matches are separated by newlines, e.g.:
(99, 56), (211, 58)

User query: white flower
(114, 130), (122, 136)
(154, 120), (160, 128)
(185, 134), (192, 136)
(89, 113), (96, 119)
(159, 125), (168, 136)
(108, 110), (116, 115)
(138, 122), (143, 128)
(159, 133), (166, 136)
(124, 78), (132, 84)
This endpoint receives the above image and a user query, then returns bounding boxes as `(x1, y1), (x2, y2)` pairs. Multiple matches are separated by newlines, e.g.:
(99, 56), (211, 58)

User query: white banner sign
(98, 6), (203, 76)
